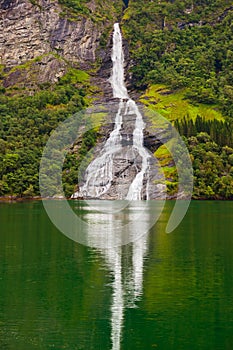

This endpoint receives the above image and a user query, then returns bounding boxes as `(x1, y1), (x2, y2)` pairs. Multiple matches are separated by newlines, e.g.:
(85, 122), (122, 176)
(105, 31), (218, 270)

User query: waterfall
(125, 100), (151, 200)
(73, 101), (124, 198)
(109, 22), (151, 199)
(109, 23), (129, 99)
(72, 23), (152, 200)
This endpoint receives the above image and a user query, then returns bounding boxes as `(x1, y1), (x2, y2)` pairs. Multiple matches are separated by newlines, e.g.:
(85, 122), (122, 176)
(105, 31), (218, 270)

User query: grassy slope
(140, 84), (224, 122)
(139, 84), (224, 195)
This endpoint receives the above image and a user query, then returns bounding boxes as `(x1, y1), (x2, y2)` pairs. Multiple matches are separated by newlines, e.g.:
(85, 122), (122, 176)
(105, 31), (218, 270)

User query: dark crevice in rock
(0, 0), (14, 10)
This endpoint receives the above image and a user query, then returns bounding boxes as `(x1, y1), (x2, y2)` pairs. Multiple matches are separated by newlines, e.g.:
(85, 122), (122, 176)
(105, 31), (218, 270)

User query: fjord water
(0, 201), (233, 350)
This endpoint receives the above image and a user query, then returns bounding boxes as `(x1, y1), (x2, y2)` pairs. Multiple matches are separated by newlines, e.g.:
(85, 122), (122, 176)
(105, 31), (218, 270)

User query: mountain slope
(123, 0), (233, 117)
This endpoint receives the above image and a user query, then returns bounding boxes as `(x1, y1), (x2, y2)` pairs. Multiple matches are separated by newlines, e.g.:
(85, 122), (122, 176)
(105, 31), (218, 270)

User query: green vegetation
(123, 0), (233, 116)
(155, 144), (178, 196)
(140, 84), (224, 122)
(186, 133), (233, 199)
(122, 0), (233, 199)
(0, 68), (94, 198)
(155, 133), (233, 199)
(62, 127), (99, 197)
(58, 0), (90, 19)
(174, 115), (233, 147)
(58, 0), (123, 23)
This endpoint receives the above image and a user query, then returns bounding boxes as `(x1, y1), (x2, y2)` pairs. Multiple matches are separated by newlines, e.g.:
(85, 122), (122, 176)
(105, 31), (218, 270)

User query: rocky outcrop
(3, 53), (68, 88)
(0, 0), (121, 87)
(0, 0), (94, 66)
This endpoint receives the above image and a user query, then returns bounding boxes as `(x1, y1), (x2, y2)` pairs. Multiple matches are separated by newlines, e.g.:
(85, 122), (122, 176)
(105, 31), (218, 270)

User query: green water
(0, 201), (232, 350)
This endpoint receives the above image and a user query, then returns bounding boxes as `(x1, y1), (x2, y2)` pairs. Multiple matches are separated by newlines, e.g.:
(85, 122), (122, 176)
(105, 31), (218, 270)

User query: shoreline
(0, 196), (232, 202)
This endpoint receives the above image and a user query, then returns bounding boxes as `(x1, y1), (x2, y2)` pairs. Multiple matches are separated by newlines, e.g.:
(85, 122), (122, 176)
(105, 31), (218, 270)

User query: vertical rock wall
(0, 0), (122, 86)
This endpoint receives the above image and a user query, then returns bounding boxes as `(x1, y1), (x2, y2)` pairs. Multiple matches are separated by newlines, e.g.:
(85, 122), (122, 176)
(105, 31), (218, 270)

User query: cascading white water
(110, 23), (152, 200)
(125, 100), (151, 200)
(74, 100), (124, 198)
(109, 23), (129, 99)
(72, 22), (151, 200)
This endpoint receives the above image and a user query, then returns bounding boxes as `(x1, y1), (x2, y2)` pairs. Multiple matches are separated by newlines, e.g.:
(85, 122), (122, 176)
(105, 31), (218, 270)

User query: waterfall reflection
(83, 200), (152, 350)
(105, 229), (148, 350)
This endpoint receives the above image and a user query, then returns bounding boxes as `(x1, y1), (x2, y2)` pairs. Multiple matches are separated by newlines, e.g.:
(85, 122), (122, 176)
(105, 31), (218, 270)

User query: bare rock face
(3, 54), (67, 88)
(0, 0), (120, 86)
(0, 0), (98, 67)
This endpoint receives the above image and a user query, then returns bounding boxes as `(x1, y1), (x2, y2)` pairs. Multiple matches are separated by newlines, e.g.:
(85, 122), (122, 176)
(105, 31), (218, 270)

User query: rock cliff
(0, 0), (122, 88)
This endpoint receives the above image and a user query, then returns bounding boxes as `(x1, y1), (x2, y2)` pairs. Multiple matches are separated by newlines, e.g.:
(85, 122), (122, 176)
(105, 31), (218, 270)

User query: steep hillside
(0, 0), (232, 199)
(0, 0), (123, 197)
(123, 0), (233, 117)
(121, 0), (233, 199)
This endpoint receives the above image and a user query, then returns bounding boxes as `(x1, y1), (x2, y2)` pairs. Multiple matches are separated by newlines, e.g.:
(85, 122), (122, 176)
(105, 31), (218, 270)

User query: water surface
(0, 201), (232, 349)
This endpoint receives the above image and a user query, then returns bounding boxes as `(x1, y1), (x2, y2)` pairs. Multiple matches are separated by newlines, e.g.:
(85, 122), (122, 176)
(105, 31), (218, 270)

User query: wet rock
(72, 100), (166, 200)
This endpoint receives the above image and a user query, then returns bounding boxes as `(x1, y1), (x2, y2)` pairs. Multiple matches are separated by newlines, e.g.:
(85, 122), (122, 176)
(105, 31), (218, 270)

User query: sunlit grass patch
(140, 84), (224, 122)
